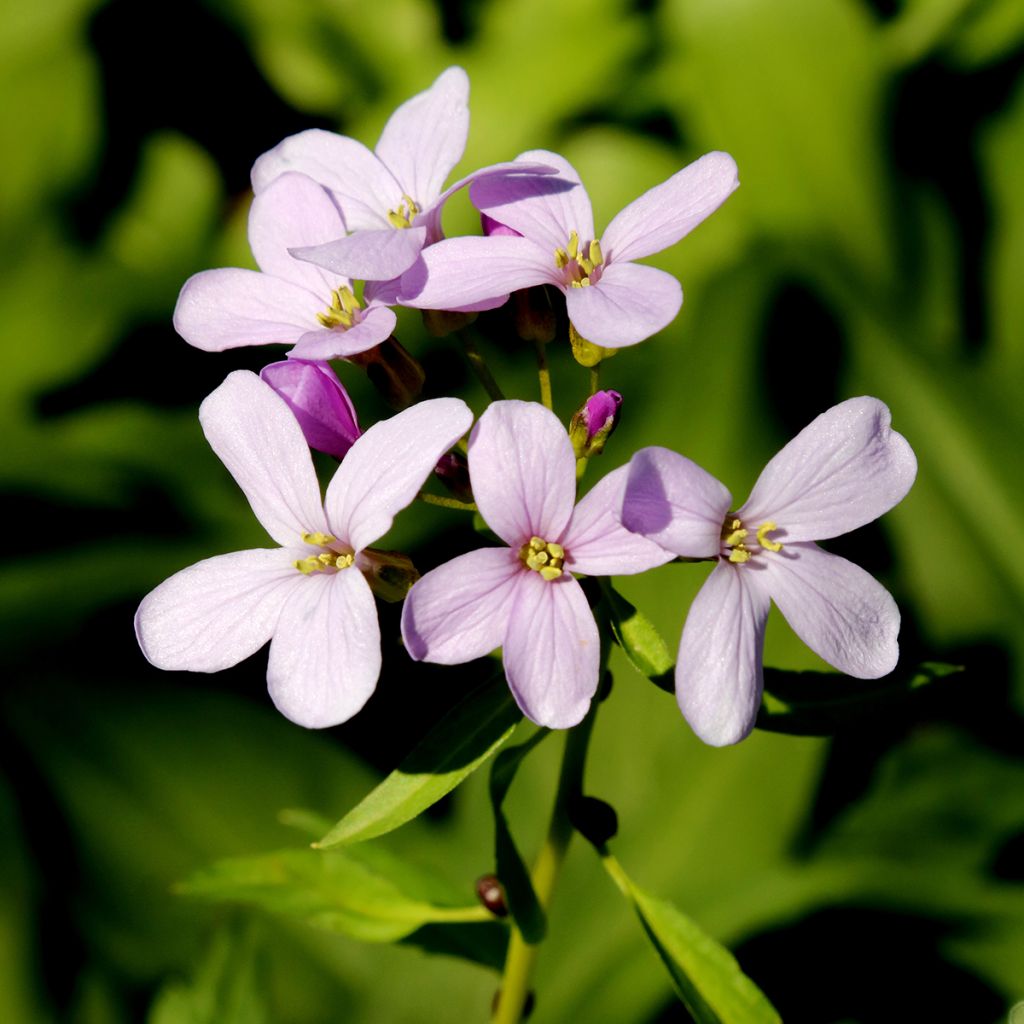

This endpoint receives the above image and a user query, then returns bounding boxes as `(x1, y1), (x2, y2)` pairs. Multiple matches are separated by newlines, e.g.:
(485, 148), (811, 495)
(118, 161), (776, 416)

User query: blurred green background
(4, 0), (1024, 1020)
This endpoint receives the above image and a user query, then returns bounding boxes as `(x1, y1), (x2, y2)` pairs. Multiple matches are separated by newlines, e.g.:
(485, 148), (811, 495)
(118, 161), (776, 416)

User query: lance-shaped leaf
(317, 676), (521, 847)
(599, 580), (674, 692)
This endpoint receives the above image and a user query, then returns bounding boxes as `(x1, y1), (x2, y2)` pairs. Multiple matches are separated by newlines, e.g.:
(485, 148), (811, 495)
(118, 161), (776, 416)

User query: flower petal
(199, 370), (328, 546)
(398, 236), (554, 310)
(266, 567), (381, 727)
(564, 465), (676, 576)
(763, 543), (900, 678)
(503, 574), (600, 728)
(290, 306), (398, 361)
(402, 547), (523, 663)
(173, 268), (322, 351)
(602, 151), (739, 264)
(324, 397), (473, 552)
(621, 446), (731, 557)
(469, 400), (577, 547)
(251, 129), (401, 231)
(676, 561), (770, 747)
(738, 397), (918, 543)
(248, 171), (347, 294)
(135, 548), (302, 672)
(375, 66), (469, 207)
(469, 150), (594, 253)
(565, 262), (682, 347)
(292, 226), (428, 284)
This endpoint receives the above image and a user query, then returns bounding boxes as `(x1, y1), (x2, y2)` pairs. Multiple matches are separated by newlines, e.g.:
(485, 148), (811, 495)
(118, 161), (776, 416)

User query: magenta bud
(569, 390), (622, 458)
(260, 359), (361, 460)
(434, 452), (473, 503)
(481, 213), (521, 238)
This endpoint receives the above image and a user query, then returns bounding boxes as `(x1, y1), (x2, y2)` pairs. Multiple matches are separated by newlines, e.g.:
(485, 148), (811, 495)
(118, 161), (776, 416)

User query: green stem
(588, 364), (600, 397)
(416, 492), (478, 512)
(458, 330), (505, 401)
(534, 338), (553, 410)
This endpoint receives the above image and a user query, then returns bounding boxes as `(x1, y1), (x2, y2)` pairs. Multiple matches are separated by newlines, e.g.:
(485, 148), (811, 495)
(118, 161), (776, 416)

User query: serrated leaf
(317, 677), (521, 847)
(600, 581), (674, 691)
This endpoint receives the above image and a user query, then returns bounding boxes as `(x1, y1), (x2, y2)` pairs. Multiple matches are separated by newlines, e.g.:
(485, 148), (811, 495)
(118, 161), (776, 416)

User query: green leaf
(317, 677), (521, 847)
(756, 662), (964, 736)
(599, 581), (674, 692)
(601, 854), (780, 1024)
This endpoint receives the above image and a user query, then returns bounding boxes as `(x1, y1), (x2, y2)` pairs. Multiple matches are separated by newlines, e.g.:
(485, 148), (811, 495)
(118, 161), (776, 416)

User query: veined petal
(173, 268), (322, 351)
(325, 397), (473, 553)
(565, 262), (682, 347)
(503, 574), (600, 728)
(469, 150), (593, 253)
(375, 66), (469, 207)
(621, 447), (731, 557)
(738, 397), (918, 543)
(135, 548), (302, 672)
(402, 547), (523, 663)
(248, 171), (347, 294)
(266, 568), (381, 728)
(469, 400), (577, 547)
(290, 306), (397, 361)
(677, 561), (770, 747)
(565, 465), (676, 576)
(292, 226), (428, 284)
(251, 129), (401, 231)
(602, 152), (739, 264)
(763, 542), (900, 679)
(199, 371), (329, 546)
(398, 236), (554, 310)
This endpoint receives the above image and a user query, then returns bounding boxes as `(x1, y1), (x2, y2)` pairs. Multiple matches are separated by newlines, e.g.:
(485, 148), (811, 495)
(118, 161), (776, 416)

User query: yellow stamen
(302, 531), (336, 546)
(757, 521), (783, 552)
(519, 536), (565, 580)
(723, 518), (748, 547)
(386, 194), (420, 229)
(317, 286), (361, 329)
(728, 548), (752, 564)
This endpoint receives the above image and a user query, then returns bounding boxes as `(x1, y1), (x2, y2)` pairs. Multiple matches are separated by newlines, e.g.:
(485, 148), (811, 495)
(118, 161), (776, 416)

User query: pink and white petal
(602, 152), (740, 264)
(565, 465), (676, 577)
(677, 561), (770, 747)
(469, 400), (577, 548)
(251, 129), (401, 231)
(565, 262), (682, 347)
(290, 306), (397, 360)
(621, 446), (731, 557)
(291, 225), (428, 284)
(763, 543), (900, 679)
(173, 268), (322, 351)
(503, 574), (600, 728)
(398, 236), (554, 310)
(266, 567), (381, 728)
(469, 150), (593, 253)
(738, 397), (918, 543)
(401, 547), (523, 663)
(248, 172), (347, 294)
(324, 397), (473, 553)
(199, 371), (329, 546)
(375, 66), (469, 206)
(135, 547), (302, 672)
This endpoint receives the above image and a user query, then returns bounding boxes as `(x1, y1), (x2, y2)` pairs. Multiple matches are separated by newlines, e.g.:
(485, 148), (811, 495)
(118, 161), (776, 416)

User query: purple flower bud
(434, 451), (473, 503)
(569, 390), (622, 458)
(481, 212), (521, 238)
(260, 359), (361, 460)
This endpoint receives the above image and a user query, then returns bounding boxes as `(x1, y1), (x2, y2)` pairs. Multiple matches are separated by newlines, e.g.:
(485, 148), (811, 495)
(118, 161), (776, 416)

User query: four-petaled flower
(620, 397), (917, 746)
(135, 371), (471, 728)
(402, 400), (674, 728)
(397, 149), (739, 347)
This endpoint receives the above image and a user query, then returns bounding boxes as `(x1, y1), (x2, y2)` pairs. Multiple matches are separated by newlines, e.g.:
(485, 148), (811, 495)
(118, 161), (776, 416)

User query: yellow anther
(554, 247), (569, 269)
(520, 536), (566, 580)
(386, 194), (420, 229)
(528, 537), (546, 552)
(757, 521), (783, 552)
(728, 548), (752, 564)
(588, 239), (603, 267)
(567, 230), (580, 259)
(294, 555), (323, 575)
(723, 526), (748, 547)
(539, 566), (563, 581)
(546, 542), (564, 560)
(302, 531), (336, 546)
(334, 553), (354, 569)
(317, 286), (361, 329)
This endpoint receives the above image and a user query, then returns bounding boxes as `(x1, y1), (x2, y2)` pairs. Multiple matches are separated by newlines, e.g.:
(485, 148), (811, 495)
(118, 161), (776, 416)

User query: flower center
(554, 230), (603, 288)
(386, 194), (420, 229)
(519, 536), (565, 581)
(317, 285), (363, 330)
(720, 516), (783, 564)
(294, 532), (355, 575)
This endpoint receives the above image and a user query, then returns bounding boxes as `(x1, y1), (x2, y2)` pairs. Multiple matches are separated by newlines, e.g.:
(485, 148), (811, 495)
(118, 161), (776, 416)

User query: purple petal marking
(503, 573), (600, 728)
(292, 226), (428, 284)
(375, 66), (469, 208)
(290, 306), (398, 361)
(401, 547), (524, 663)
(324, 397), (473, 553)
(763, 542), (900, 679)
(173, 268), (322, 352)
(621, 446), (731, 558)
(470, 150), (593, 253)
(602, 151), (740, 265)
(199, 371), (329, 546)
(266, 568), (381, 727)
(564, 466), (675, 577)
(676, 561), (770, 747)
(738, 397), (917, 543)
(135, 548), (303, 673)
(468, 401), (577, 548)
(565, 262), (683, 347)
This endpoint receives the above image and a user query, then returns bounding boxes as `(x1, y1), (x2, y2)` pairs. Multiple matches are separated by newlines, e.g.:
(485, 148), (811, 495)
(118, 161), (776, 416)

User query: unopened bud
(512, 286), (556, 344)
(347, 336), (425, 410)
(360, 549), (419, 603)
(434, 452), (473, 503)
(260, 360), (360, 460)
(474, 874), (508, 917)
(569, 322), (618, 368)
(569, 390), (622, 458)
(569, 796), (619, 847)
